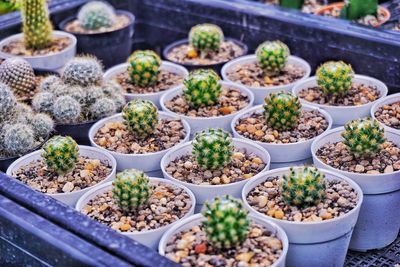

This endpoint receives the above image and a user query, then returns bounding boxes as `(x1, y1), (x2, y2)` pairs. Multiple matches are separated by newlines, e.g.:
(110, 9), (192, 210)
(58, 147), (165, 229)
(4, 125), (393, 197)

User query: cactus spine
(90, 98), (116, 119)
(62, 56), (103, 87)
(32, 92), (55, 113)
(189, 24), (224, 54)
(256, 41), (290, 76)
(77, 1), (116, 30)
(316, 61), (354, 96)
(340, 0), (378, 20)
(0, 83), (17, 122)
(42, 136), (79, 174)
(127, 50), (161, 87)
(53, 96), (81, 123)
(31, 113), (54, 138)
(0, 57), (36, 96)
(39, 75), (61, 92)
(3, 123), (35, 155)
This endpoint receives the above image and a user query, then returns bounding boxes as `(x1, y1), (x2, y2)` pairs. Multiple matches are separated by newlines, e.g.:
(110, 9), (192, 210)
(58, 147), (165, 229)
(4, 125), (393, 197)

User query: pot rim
(370, 93), (400, 133)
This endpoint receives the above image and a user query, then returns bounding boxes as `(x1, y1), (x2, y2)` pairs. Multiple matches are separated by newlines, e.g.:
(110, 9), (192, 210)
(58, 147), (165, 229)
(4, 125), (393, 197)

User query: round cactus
(90, 98), (116, 119)
(53, 96), (81, 124)
(53, 85), (84, 102)
(81, 86), (105, 107)
(42, 136), (79, 174)
(3, 123), (35, 156)
(77, 1), (116, 30)
(39, 75), (61, 92)
(316, 61), (354, 96)
(183, 69), (222, 108)
(263, 92), (301, 131)
(342, 118), (385, 157)
(127, 50), (161, 87)
(112, 169), (152, 212)
(0, 83), (17, 122)
(281, 167), (326, 208)
(62, 56), (103, 87)
(122, 99), (159, 139)
(192, 128), (234, 170)
(101, 80), (123, 96)
(0, 57), (36, 96)
(256, 41), (290, 76)
(112, 94), (127, 111)
(13, 103), (34, 124)
(30, 113), (54, 138)
(202, 195), (250, 249)
(189, 24), (224, 53)
(32, 92), (55, 113)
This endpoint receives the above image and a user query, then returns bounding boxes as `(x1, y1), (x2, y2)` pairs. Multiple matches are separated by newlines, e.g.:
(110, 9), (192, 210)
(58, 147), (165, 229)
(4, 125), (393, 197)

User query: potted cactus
(0, 0), (76, 70)
(75, 168), (195, 248)
(371, 93), (400, 134)
(159, 195), (288, 266)
(293, 60), (388, 126)
(311, 118), (400, 251)
(163, 23), (248, 73)
(222, 40), (311, 105)
(160, 69), (254, 133)
(7, 135), (117, 206)
(104, 50), (188, 108)
(59, 1), (135, 68)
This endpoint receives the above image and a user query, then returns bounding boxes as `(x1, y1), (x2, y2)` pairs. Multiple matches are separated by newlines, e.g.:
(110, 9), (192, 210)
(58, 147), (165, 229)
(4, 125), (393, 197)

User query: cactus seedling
(316, 61), (354, 96)
(3, 123), (35, 155)
(127, 50), (161, 87)
(62, 56), (103, 87)
(340, 0), (378, 20)
(0, 57), (36, 96)
(77, 1), (116, 30)
(256, 41), (290, 77)
(189, 24), (224, 56)
(42, 136), (79, 174)
(53, 96), (81, 123)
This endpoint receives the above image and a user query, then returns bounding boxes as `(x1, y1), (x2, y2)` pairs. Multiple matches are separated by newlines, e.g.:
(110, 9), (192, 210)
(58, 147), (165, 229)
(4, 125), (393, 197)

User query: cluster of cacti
(189, 24), (224, 56)
(112, 169), (152, 212)
(202, 195), (250, 249)
(342, 118), (385, 157)
(122, 99), (159, 139)
(256, 41), (290, 76)
(42, 135), (79, 174)
(127, 50), (161, 87)
(62, 56), (103, 87)
(77, 1), (116, 30)
(316, 61), (354, 96)
(279, 0), (304, 9)
(3, 123), (35, 155)
(53, 96), (82, 123)
(0, 57), (36, 97)
(192, 128), (234, 170)
(280, 167), (326, 208)
(340, 0), (378, 20)
(263, 92), (301, 131)
(0, 83), (17, 122)
(183, 69), (222, 108)
(39, 75), (61, 92)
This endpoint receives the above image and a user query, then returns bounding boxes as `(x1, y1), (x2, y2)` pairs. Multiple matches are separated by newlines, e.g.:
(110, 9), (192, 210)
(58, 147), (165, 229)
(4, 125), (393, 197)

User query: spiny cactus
(127, 50), (161, 87)
(342, 118), (385, 157)
(42, 135), (79, 174)
(122, 99), (159, 139)
(21, 0), (53, 49)
(183, 69), (222, 108)
(263, 92), (301, 131)
(3, 123), (35, 155)
(0, 83), (17, 122)
(202, 195), (250, 249)
(31, 113), (54, 138)
(90, 98), (116, 119)
(32, 92), (55, 113)
(112, 94), (126, 111)
(77, 1), (116, 30)
(112, 169), (152, 212)
(256, 41), (290, 76)
(279, 0), (304, 9)
(281, 167), (326, 208)
(81, 85), (105, 107)
(0, 57), (36, 96)
(340, 0), (378, 20)
(101, 80), (123, 96)
(53, 85), (84, 102)
(189, 24), (224, 54)
(13, 102), (34, 124)
(53, 96), (81, 123)
(39, 75), (61, 92)
(316, 61), (354, 96)
(62, 56), (103, 87)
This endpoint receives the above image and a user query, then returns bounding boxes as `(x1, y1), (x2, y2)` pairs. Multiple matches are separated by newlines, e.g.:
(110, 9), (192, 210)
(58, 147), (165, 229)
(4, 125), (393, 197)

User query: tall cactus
(340, 0), (378, 20)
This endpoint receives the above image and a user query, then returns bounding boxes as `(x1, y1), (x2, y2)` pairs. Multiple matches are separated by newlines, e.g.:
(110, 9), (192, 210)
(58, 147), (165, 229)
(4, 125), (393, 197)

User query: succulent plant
(263, 92), (301, 131)
(122, 99), (159, 139)
(0, 0), (20, 15)
(281, 167), (326, 208)
(21, 0), (53, 49)
(279, 0), (304, 9)
(183, 69), (221, 108)
(81, 85), (105, 107)
(32, 92), (55, 113)
(77, 1), (116, 30)
(192, 128), (234, 170)
(3, 123), (35, 155)
(189, 24), (224, 54)
(127, 50), (161, 87)
(53, 96), (81, 123)
(0, 57), (36, 96)
(101, 80), (123, 96)
(316, 61), (354, 96)
(31, 113), (54, 138)
(112, 169), (152, 212)
(13, 102), (34, 124)
(202, 195), (250, 249)
(39, 75), (61, 92)
(90, 98), (116, 119)
(340, 0), (378, 20)
(256, 41), (290, 76)
(0, 82), (17, 122)
(112, 94), (126, 111)
(42, 135), (79, 174)
(342, 118), (385, 157)
(53, 85), (84, 102)
(62, 56), (103, 87)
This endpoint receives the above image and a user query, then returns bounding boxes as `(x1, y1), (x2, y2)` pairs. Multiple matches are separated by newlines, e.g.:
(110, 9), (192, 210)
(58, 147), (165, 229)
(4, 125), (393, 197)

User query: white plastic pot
(311, 127), (400, 251)
(242, 167), (363, 267)
(231, 104), (333, 163)
(160, 81), (254, 134)
(0, 31), (77, 72)
(89, 112), (191, 172)
(371, 93), (400, 135)
(76, 178), (196, 249)
(161, 138), (270, 212)
(159, 213), (289, 267)
(6, 145), (117, 206)
(292, 75), (388, 127)
(221, 54), (311, 105)
(270, 158), (313, 170)
(104, 61), (189, 109)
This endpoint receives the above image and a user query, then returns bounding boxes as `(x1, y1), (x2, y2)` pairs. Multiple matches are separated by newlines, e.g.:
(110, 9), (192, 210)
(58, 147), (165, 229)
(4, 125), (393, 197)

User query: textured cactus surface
(42, 135), (79, 174)
(0, 58), (36, 96)
(32, 92), (55, 113)
(77, 1), (116, 30)
(90, 98), (116, 119)
(53, 96), (81, 123)
(256, 41), (290, 76)
(0, 83), (17, 122)
(62, 56), (103, 87)
(316, 61), (354, 96)
(128, 50), (161, 87)
(3, 123), (35, 155)
(31, 113), (54, 138)
(39, 75), (61, 92)
(189, 24), (224, 53)
(340, 0), (378, 20)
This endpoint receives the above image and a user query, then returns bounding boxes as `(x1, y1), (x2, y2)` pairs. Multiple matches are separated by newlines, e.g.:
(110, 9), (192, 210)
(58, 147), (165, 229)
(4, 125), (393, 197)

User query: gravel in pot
(372, 93), (400, 131)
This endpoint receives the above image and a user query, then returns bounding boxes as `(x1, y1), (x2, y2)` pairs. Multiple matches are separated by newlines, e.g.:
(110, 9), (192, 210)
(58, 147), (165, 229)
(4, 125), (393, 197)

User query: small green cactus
(189, 24), (224, 54)
(127, 50), (161, 87)
(62, 56), (103, 87)
(256, 41), (290, 76)
(340, 0), (378, 20)
(77, 1), (116, 30)
(32, 92), (55, 113)
(0, 83), (17, 122)
(31, 113), (54, 138)
(122, 99), (159, 139)
(202, 195), (250, 249)
(39, 75), (61, 92)
(316, 61), (354, 96)
(42, 135), (79, 174)
(279, 0), (304, 9)
(53, 96), (81, 123)
(3, 123), (35, 155)
(281, 167), (326, 208)
(112, 169), (152, 212)
(192, 128), (234, 170)
(342, 118), (385, 157)
(183, 69), (222, 108)
(0, 57), (36, 96)
(263, 92), (301, 131)
(90, 98), (116, 119)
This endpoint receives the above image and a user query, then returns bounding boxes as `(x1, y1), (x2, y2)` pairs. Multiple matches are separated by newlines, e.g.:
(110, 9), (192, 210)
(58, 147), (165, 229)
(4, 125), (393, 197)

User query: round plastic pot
(292, 75), (388, 127)
(103, 61), (189, 109)
(59, 11), (135, 69)
(270, 157), (313, 170)
(160, 81), (254, 134)
(55, 120), (97, 146)
(311, 127), (400, 251)
(7, 145), (117, 206)
(89, 112), (191, 172)
(242, 167), (363, 267)
(76, 178), (196, 249)
(231, 104), (333, 163)
(221, 54), (311, 105)
(371, 93), (400, 135)
(158, 213), (288, 267)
